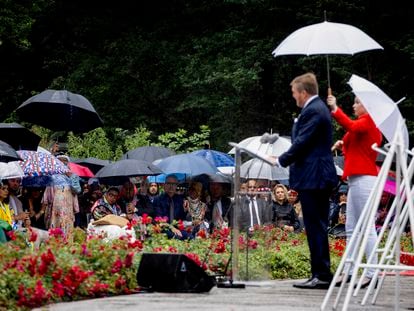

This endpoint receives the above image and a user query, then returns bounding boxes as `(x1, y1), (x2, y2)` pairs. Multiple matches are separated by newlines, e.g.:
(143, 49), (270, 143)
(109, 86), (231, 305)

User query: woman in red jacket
(327, 94), (382, 288)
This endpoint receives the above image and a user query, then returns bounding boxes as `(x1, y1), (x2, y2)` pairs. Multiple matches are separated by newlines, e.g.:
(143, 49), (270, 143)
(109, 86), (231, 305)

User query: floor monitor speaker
(137, 253), (216, 293)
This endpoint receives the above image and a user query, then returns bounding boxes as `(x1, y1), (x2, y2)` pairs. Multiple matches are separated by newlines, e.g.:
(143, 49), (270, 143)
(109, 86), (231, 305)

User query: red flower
(111, 258), (123, 273)
(28, 256), (37, 276)
(168, 246), (178, 253)
(124, 252), (134, 268)
(214, 240), (226, 254)
(141, 213), (152, 224)
(196, 229), (207, 239)
(128, 240), (143, 250)
(6, 230), (16, 241)
(89, 281), (109, 297)
(248, 239), (258, 249)
(177, 220), (185, 231)
(52, 268), (63, 280)
(52, 281), (65, 297)
(49, 227), (65, 238)
(153, 246), (163, 252)
(115, 276), (127, 289)
(28, 228), (38, 242)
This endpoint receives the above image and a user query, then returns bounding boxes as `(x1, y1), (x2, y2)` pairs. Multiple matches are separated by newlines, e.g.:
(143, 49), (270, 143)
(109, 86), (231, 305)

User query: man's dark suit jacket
(238, 195), (272, 231)
(278, 96), (337, 190)
(206, 196), (232, 223)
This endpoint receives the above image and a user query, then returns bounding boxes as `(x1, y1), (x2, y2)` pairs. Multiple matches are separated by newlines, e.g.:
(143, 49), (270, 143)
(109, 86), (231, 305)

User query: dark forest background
(1, 0), (413, 152)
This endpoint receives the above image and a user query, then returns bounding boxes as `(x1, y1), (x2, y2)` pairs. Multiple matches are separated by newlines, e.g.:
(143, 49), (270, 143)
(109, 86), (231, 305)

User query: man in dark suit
(206, 181), (232, 230)
(276, 73), (338, 289)
(238, 179), (272, 232)
(153, 174), (188, 239)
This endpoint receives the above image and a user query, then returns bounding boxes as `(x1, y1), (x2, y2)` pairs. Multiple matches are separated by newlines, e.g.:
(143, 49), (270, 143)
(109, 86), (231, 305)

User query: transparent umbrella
(228, 134), (291, 157)
(240, 158), (289, 181)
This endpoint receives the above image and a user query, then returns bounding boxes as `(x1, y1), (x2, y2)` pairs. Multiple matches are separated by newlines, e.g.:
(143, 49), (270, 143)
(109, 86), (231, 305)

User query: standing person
(327, 94), (382, 288)
(42, 154), (81, 236)
(275, 73), (338, 289)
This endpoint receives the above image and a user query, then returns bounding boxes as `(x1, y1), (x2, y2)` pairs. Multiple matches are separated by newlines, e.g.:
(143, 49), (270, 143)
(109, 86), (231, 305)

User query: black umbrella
(16, 89), (103, 133)
(72, 157), (112, 174)
(0, 140), (21, 163)
(95, 159), (163, 178)
(122, 146), (175, 163)
(0, 123), (41, 151)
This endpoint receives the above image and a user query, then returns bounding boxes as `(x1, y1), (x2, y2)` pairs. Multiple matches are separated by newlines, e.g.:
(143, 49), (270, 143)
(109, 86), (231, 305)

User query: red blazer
(332, 108), (382, 180)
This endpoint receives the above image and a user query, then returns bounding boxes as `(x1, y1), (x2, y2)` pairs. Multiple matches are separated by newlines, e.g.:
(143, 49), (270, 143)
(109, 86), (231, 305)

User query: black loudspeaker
(137, 253), (216, 293)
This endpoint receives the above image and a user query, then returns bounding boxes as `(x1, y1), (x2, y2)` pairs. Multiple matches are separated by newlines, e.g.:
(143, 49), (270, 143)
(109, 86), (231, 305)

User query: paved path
(36, 276), (414, 311)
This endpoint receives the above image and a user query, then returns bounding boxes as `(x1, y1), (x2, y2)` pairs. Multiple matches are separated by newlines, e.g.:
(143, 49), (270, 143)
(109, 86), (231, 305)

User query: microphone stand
(217, 146), (245, 289)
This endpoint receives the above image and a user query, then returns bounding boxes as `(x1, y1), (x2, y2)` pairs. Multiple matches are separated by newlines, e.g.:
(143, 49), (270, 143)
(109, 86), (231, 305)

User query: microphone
(260, 132), (279, 144)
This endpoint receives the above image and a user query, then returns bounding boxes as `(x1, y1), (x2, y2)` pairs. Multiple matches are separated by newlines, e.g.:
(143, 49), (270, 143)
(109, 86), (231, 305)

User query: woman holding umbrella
(327, 94), (382, 288)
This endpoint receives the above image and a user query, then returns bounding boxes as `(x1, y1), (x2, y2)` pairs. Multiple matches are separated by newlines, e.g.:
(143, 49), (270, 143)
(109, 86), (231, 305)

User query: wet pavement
(35, 276), (414, 311)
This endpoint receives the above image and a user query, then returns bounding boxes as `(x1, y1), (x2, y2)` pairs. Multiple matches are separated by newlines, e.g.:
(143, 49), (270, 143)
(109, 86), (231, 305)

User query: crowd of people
(0, 72), (397, 292)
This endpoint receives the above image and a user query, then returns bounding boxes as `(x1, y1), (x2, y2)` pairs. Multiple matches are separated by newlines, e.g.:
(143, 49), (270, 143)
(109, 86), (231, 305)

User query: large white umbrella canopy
(348, 74), (409, 149)
(228, 134), (291, 157)
(272, 21), (383, 91)
(272, 21), (383, 56)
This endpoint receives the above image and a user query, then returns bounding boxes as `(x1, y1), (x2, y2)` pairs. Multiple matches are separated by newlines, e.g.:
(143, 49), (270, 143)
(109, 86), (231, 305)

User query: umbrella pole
(326, 55), (332, 95)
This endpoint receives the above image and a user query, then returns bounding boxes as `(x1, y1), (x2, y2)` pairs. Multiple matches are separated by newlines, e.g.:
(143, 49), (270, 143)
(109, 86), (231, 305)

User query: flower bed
(0, 219), (410, 310)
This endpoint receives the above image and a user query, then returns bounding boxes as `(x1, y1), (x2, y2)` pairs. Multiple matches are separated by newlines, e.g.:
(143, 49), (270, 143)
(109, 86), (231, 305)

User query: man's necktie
(250, 198), (260, 227)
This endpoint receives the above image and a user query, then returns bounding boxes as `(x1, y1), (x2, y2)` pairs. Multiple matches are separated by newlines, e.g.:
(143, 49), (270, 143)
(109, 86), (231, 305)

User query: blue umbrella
(154, 153), (219, 177)
(191, 149), (234, 167)
(147, 173), (186, 183)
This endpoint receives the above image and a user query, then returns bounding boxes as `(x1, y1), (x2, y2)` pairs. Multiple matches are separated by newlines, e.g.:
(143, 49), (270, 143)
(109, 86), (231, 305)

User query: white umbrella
(228, 134), (291, 157)
(272, 21), (383, 92)
(347, 74), (409, 149)
(240, 158), (289, 181)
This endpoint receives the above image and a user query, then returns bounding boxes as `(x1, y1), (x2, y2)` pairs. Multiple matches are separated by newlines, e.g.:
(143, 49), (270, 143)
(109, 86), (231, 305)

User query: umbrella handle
(327, 87), (332, 96)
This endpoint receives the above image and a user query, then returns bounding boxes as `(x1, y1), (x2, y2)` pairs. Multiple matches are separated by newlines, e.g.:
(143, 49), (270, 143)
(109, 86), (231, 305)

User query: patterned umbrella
(191, 149), (234, 167)
(17, 150), (69, 177)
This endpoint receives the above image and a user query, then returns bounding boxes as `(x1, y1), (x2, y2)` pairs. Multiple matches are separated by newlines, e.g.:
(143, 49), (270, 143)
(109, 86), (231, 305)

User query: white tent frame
(321, 121), (414, 310)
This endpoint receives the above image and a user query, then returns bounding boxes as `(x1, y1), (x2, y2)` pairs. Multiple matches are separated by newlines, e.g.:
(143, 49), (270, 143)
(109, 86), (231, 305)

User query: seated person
(135, 180), (156, 217)
(183, 181), (208, 235)
(272, 184), (300, 233)
(206, 181), (232, 230)
(21, 187), (47, 230)
(0, 182), (13, 243)
(238, 179), (273, 232)
(153, 174), (189, 239)
(91, 187), (122, 220)
(288, 189), (303, 231)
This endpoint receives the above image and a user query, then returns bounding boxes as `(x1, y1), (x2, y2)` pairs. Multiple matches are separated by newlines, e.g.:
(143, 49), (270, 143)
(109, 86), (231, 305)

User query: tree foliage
(1, 1), (413, 151)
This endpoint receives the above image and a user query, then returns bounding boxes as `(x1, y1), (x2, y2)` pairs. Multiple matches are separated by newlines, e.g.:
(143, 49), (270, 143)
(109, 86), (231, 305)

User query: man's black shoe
(293, 277), (331, 289)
